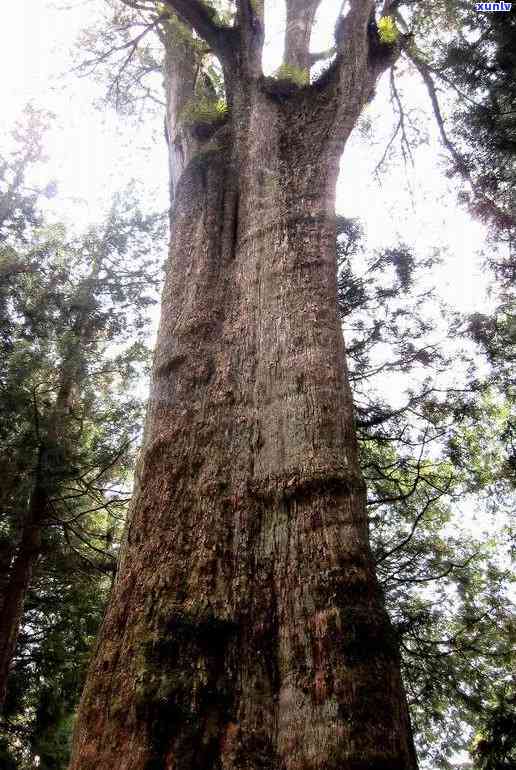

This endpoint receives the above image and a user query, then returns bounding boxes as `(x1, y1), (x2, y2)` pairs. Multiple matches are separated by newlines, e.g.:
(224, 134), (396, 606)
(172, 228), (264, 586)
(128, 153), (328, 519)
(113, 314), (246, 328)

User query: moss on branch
(179, 96), (229, 128)
(377, 16), (400, 45)
(274, 64), (310, 88)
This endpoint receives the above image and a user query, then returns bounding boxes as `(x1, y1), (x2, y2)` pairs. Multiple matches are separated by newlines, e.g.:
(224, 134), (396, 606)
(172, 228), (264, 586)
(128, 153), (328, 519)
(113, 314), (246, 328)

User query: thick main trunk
(70, 79), (417, 770)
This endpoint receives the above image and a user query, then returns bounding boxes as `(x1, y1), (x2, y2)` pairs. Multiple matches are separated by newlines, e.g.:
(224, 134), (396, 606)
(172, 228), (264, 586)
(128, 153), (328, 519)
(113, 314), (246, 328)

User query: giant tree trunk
(70, 2), (417, 768)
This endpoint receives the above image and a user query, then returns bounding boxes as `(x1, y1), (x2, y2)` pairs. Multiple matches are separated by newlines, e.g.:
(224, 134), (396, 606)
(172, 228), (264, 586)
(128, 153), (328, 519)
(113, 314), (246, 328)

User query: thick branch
(302, 0), (401, 184)
(284, 0), (323, 72)
(236, 0), (264, 23)
(329, 0), (403, 143)
(163, 0), (234, 60)
(235, 0), (265, 77)
(335, 0), (375, 56)
(309, 47), (335, 65)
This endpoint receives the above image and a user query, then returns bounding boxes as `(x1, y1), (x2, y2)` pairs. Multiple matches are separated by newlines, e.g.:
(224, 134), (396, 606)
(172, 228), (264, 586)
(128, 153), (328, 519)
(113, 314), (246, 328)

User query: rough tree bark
(285, 0), (323, 71)
(70, 1), (418, 768)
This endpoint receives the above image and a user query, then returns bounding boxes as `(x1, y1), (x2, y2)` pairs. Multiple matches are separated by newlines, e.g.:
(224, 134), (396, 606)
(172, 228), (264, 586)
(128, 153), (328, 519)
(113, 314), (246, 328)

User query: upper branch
(409, 53), (462, 162)
(163, 0), (235, 61)
(284, 0), (323, 72)
(330, 1), (384, 122)
(316, 0), (402, 152)
(236, 0), (264, 23)
(235, 0), (265, 76)
(335, 0), (375, 57)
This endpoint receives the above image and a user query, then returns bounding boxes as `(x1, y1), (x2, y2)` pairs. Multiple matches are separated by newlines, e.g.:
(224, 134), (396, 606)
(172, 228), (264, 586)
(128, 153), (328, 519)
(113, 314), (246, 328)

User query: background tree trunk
(69, 51), (418, 766)
(0, 266), (101, 712)
(0, 471), (45, 712)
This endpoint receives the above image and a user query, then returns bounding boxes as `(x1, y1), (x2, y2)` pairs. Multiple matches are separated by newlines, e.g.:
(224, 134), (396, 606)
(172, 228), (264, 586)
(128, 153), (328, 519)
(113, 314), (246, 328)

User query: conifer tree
(69, 3), (422, 768)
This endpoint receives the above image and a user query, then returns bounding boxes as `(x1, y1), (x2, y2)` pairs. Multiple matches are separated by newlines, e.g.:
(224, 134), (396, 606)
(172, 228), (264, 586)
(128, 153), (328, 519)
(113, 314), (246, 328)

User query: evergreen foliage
(472, 684), (516, 770)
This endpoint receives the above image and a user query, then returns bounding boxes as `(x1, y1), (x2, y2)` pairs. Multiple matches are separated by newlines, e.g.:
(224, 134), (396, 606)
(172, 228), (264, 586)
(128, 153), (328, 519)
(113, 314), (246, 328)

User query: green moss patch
(135, 607), (238, 769)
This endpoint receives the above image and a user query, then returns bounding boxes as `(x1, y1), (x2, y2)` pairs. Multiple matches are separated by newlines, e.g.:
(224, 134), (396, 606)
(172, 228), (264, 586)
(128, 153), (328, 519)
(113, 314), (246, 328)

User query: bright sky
(0, 0), (169, 228)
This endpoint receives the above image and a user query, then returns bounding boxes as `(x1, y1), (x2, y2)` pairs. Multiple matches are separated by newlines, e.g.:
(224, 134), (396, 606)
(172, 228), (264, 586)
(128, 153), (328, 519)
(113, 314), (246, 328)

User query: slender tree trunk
(0, 381), (75, 712)
(69, 24), (418, 763)
(0, 303), (97, 711)
(0, 459), (45, 712)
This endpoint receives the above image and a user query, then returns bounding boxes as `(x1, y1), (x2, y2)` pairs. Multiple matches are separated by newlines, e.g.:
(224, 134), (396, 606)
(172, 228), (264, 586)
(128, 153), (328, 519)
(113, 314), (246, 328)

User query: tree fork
(70, 2), (417, 768)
